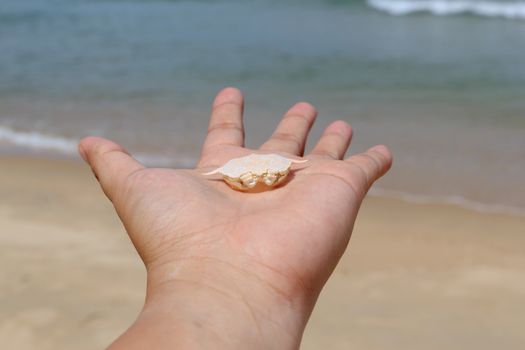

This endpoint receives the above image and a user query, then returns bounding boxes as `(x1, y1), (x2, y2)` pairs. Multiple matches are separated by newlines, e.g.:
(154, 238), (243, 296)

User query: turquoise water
(1, 0), (524, 211)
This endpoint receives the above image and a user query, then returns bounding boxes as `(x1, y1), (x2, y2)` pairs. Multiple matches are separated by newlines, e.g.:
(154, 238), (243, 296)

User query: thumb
(78, 136), (144, 203)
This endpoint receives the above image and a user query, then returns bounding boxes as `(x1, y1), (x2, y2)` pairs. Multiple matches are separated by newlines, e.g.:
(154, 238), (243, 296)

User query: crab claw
(240, 173), (258, 188)
(263, 172), (278, 186)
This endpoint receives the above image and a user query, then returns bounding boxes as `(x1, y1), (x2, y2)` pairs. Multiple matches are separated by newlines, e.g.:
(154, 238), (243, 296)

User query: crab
(203, 153), (308, 191)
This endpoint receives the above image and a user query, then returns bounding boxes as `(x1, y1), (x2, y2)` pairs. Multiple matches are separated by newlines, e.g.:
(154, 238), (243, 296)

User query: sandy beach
(1, 156), (524, 350)
(4, 156), (525, 350)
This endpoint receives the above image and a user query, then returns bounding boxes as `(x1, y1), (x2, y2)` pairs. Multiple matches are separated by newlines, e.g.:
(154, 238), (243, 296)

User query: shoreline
(1, 155), (525, 349)
(1, 150), (524, 218)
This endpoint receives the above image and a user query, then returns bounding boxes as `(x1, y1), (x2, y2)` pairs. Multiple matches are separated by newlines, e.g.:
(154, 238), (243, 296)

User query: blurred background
(1, 0), (524, 349)
(2, 0), (525, 211)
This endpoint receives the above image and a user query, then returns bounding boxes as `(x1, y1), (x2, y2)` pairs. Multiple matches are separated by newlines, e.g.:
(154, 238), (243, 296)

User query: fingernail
(368, 145), (391, 157)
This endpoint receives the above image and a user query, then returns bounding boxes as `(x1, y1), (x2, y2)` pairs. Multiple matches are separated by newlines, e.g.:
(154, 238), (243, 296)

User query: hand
(79, 87), (392, 350)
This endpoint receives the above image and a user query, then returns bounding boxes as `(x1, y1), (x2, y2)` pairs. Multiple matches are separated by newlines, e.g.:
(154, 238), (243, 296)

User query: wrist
(110, 254), (310, 349)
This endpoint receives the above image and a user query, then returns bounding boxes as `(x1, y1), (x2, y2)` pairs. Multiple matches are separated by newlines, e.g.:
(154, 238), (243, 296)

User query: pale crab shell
(203, 153), (308, 190)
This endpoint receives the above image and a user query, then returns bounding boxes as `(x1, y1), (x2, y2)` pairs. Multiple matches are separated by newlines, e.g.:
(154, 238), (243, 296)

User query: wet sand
(1, 156), (524, 349)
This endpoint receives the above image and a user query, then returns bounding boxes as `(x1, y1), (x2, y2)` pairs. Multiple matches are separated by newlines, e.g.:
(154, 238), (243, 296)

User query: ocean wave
(0, 125), (191, 167)
(0, 125), (79, 155)
(366, 0), (525, 19)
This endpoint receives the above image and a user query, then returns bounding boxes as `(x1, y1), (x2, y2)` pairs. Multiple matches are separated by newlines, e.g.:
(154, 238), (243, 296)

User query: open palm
(79, 88), (392, 340)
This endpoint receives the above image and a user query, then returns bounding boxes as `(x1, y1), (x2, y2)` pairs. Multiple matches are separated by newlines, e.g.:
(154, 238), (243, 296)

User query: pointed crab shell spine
(288, 158), (308, 164)
(202, 168), (222, 176)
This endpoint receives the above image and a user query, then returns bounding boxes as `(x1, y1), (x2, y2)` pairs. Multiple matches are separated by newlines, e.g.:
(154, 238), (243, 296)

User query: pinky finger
(345, 145), (393, 189)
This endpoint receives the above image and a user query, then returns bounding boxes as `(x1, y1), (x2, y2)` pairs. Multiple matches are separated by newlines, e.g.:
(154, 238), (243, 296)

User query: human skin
(78, 87), (392, 349)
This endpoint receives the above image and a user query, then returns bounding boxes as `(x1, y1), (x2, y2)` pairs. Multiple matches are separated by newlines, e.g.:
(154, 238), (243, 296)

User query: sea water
(1, 0), (524, 213)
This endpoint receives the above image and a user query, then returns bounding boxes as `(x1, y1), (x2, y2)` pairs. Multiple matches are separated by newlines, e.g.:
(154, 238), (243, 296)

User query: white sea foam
(366, 0), (525, 19)
(0, 125), (191, 167)
(0, 125), (79, 155)
(370, 187), (525, 217)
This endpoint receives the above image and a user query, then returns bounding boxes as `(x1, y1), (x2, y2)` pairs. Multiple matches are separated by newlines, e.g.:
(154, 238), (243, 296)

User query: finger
(345, 145), (393, 189)
(200, 87), (244, 160)
(78, 136), (144, 202)
(309, 120), (352, 159)
(259, 102), (317, 156)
